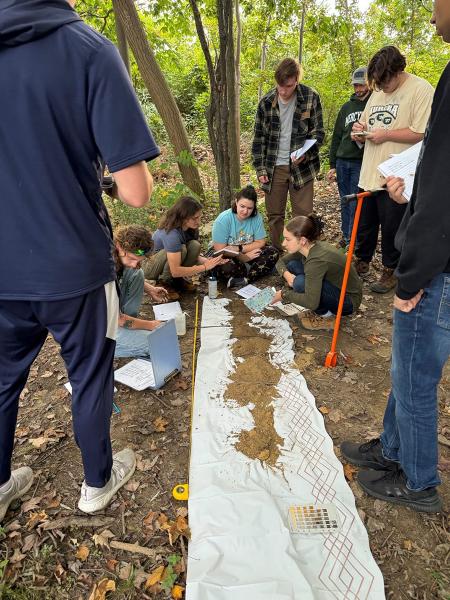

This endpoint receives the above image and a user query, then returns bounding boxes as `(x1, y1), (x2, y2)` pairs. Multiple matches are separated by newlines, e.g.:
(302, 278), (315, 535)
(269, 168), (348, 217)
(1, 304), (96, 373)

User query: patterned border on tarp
(186, 297), (385, 600)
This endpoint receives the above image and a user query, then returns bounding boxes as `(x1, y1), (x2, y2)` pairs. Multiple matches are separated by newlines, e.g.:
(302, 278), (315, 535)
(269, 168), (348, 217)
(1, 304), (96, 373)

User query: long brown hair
(159, 196), (203, 234)
(285, 213), (324, 242)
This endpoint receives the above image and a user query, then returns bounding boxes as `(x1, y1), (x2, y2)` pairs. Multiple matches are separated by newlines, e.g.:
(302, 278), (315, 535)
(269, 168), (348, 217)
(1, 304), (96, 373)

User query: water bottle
(208, 274), (218, 299)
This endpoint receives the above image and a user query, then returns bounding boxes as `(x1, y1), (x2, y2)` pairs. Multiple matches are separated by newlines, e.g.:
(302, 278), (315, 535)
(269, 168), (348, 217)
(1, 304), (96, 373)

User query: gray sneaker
(0, 467), (34, 522)
(78, 448), (136, 514)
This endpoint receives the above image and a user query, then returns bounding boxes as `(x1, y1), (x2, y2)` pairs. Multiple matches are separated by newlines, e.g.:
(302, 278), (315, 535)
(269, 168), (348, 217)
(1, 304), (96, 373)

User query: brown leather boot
(370, 268), (397, 293)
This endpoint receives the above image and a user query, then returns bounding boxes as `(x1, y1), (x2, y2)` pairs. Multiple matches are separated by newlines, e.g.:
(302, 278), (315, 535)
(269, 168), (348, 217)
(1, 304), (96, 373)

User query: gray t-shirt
(276, 95), (296, 166)
(152, 227), (196, 253)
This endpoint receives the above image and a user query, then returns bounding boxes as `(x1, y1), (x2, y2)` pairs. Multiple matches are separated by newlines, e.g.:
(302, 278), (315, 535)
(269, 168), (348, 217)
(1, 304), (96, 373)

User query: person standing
(252, 58), (325, 252)
(341, 3), (450, 513)
(352, 46), (434, 293)
(0, 0), (159, 520)
(328, 67), (371, 247)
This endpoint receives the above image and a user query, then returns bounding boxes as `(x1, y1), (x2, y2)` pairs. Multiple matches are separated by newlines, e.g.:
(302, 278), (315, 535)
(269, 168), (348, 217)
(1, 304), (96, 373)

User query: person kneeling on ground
(271, 214), (362, 330)
(211, 184), (279, 288)
(114, 225), (170, 358)
(144, 196), (225, 294)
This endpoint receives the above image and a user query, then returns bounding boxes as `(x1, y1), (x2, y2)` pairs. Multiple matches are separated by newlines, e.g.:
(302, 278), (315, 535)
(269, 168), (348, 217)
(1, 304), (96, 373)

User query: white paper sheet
(271, 301), (306, 316)
(153, 301), (182, 320)
(114, 359), (155, 390)
(377, 141), (422, 201)
(235, 284), (260, 298)
(187, 297), (385, 600)
(290, 139), (317, 161)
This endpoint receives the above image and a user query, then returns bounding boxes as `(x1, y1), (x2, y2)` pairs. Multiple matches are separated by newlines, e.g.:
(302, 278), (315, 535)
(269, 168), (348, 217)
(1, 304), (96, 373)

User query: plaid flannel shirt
(251, 84), (325, 192)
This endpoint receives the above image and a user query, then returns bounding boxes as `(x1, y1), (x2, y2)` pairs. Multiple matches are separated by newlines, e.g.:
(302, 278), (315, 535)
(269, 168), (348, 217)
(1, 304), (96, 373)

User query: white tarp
(187, 297), (385, 600)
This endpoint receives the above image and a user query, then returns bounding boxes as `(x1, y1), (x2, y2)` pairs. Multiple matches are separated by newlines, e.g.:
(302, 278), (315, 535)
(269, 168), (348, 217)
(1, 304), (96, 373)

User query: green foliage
(160, 554), (181, 591)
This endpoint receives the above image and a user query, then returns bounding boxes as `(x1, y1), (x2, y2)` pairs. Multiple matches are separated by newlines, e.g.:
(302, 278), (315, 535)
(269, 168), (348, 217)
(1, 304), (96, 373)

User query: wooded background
(78, 0), (450, 211)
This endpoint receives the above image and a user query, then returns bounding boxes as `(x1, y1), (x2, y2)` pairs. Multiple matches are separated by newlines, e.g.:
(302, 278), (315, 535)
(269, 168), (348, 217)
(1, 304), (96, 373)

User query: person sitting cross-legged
(211, 184), (279, 288)
(271, 214), (362, 330)
(144, 196), (225, 294)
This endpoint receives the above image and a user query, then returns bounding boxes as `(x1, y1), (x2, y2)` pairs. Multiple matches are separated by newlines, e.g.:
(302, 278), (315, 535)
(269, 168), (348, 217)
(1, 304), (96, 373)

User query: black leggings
(215, 245), (279, 282)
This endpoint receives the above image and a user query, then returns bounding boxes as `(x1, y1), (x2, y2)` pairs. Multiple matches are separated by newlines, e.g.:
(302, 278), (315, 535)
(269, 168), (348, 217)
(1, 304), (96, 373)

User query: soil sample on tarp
(225, 302), (283, 466)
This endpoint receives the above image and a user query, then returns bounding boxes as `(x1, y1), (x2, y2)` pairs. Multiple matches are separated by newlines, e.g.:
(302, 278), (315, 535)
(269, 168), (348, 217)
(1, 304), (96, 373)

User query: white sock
(0, 477), (13, 494)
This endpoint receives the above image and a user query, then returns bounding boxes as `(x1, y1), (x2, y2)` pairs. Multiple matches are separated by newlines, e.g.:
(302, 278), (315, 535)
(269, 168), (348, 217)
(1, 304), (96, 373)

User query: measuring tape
(172, 296), (199, 501)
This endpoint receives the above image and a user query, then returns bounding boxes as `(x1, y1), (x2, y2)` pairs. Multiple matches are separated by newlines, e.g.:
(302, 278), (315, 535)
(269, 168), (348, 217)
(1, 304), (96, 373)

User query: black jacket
(395, 62), (450, 299)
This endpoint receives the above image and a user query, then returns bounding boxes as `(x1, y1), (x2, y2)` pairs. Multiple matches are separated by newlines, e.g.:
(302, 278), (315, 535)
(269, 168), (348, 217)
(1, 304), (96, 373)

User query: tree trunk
(112, 0), (130, 75)
(258, 13), (271, 101)
(114, 0), (204, 199)
(190, 0), (240, 210)
(234, 0), (242, 155)
(298, 1), (307, 65)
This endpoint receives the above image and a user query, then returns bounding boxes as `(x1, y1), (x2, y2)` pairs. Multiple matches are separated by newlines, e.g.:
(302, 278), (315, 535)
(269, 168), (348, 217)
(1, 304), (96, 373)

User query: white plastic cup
(175, 312), (186, 336)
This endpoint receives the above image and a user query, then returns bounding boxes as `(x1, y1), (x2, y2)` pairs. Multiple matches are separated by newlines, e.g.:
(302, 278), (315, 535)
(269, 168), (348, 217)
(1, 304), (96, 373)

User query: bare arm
(118, 312), (161, 331)
(166, 251), (224, 277)
(109, 161), (153, 208)
(365, 128), (424, 146)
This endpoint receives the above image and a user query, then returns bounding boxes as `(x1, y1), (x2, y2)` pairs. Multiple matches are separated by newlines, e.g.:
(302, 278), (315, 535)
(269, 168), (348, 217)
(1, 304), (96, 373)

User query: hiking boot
(355, 259), (370, 276)
(300, 312), (335, 331)
(0, 467), (34, 522)
(227, 276), (248, 289)
(340, 438), (398, 470)
(357, 468), (443, 513)
(370, 268), (396, 294)
(78, 449), (136, 514)
(159, 282), (180, 301)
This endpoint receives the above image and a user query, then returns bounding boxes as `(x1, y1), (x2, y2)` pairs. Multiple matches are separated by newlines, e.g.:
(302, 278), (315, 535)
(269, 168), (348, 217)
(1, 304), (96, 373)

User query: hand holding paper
(290, 139), (317, 162)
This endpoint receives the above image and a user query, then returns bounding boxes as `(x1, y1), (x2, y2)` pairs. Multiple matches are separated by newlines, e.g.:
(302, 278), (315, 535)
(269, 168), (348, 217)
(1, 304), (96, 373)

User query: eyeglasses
(132, 248), (152, 257)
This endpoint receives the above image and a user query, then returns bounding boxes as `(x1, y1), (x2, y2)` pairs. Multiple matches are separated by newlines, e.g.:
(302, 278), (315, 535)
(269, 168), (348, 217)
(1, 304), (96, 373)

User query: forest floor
(0, 174), (449, 600)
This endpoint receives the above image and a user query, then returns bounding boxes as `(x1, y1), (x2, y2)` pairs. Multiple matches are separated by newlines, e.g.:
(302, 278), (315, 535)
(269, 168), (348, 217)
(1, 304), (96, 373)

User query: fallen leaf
(41, 370), (54, 378)
(76, 545), (90, 561)
(26, 510), (48, 530)
(318, 406), (329, 415)
(304, 346), (315, 354)
(10, 548), (27, 564)
(343, 463), (357, 481)
(123, 480), (140, 493)
(153, 417), (169, 432)
(92, 529), (115, 548)
(172, 584), (185, 599)
(88, 578), (116, 600)
(327, 409), (343, 423)
(22, 534), (37, 553)
(15, 427), (31, 438)
(174, 378), (189, 390)
(145, 565), (165, 588)
(29, 436), (51, 449)
(143, 511), (159, 529)
(367, 516), (385, 533)
(105, 558), (118, 572)
(118, 562), (132, 580)
(176, 507), (188, 518)
(136, 454), (159, 472)
(21, 496), (42, 513)
(403, 539), (413, 551)
(54, 563), (66, 584)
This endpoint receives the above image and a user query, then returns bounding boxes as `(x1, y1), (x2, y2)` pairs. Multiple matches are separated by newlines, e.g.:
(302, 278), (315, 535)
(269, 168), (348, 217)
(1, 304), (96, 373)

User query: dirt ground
(1, 188), (449, 600)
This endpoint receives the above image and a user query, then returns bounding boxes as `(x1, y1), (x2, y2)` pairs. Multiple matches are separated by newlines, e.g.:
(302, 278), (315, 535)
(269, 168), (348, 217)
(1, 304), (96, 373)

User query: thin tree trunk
(190, 0), (240, 210)
(298, 1), (306, 65)
(114, 0), (204, 199)
(234, 0), (241, 153)
(112, 0), (130, 74)
(258, 13), (271, 101)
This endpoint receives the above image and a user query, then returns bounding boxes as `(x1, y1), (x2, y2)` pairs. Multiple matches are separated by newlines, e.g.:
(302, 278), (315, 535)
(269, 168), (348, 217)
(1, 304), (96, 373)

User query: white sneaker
(0, 467), (34, 522)
(78, 448), (136, 514)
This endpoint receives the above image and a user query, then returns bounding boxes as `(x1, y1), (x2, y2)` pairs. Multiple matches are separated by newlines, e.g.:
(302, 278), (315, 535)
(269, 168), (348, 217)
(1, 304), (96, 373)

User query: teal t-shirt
(212, 209), (266, 246)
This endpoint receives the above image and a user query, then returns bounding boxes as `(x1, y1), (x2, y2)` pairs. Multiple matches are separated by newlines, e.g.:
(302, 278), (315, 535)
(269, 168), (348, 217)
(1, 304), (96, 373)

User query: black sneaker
(340, 438), (398, 470)
(227, 276), (248, 289)
(358, 468), (442, 513)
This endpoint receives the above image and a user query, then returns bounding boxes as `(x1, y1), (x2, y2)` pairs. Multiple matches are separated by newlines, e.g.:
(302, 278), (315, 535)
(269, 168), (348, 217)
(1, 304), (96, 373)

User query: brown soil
(224, 303), (284, 466)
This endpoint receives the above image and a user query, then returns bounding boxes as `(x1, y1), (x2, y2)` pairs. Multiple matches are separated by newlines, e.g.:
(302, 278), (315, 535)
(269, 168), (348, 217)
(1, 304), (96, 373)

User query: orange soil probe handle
(325, 191), (372, 367)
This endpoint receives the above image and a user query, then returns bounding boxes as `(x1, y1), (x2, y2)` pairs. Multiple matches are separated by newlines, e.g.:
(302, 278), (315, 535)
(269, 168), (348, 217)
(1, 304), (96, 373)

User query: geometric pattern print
(252, 315), (379, 599)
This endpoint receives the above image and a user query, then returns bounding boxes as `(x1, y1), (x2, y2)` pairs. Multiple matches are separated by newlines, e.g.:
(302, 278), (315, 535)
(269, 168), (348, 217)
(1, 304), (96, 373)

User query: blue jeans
(336, 158), (362, 242)
(116, 268), (152, 358)
(381, 274), (450, 490)
(286, 260), (353, 316)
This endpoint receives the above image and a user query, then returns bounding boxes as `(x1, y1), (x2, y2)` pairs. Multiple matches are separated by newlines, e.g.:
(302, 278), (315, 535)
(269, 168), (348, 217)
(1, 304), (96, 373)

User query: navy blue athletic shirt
(0, 0), (160, 300)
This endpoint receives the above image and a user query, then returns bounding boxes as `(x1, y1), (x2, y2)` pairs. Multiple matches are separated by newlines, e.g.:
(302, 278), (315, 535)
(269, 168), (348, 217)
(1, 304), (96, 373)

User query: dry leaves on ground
(88, 578), (116, 600)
